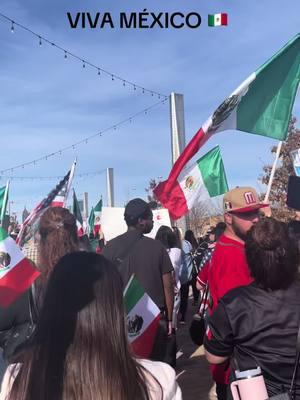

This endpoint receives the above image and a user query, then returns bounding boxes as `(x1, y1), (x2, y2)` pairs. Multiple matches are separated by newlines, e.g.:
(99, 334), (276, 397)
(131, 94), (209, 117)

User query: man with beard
(205, 187), (267, 400)
(102, 198), (174, 362)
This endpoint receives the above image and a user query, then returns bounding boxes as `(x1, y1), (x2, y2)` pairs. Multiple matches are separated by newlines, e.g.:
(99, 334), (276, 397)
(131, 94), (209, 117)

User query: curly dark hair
(245, 217), (299, 291)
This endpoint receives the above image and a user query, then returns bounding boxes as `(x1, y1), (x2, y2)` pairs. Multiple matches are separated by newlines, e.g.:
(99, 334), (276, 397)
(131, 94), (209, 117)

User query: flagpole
(0, 180), (10, 227)
(64, 158), (77, 207)
(264, 141), (283, 203)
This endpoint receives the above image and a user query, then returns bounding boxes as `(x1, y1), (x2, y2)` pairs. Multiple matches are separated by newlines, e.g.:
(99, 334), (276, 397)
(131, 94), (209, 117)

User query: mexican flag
(93, 199), (102, 235)
(0, 181), (9, 224)
(124, 275), (160, 358)
(208, 13), (227, 27)
(154, 34), (300, 215)
(72, 190), (84, 236)
(88, 207), (95, 234)
(0, 228), (40, 307)
(162, 146), (228, 220)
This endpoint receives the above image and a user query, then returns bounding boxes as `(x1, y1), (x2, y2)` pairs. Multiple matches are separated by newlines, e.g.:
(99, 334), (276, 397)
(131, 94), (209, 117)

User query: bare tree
(259, 117), (300, 221)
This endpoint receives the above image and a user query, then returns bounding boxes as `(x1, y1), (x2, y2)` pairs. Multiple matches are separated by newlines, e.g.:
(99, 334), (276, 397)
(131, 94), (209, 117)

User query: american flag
(16, 161), (76, 247)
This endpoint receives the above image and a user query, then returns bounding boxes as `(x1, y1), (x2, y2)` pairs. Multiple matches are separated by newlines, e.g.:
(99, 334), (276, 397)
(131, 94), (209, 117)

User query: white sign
(101, 207), (172, 241)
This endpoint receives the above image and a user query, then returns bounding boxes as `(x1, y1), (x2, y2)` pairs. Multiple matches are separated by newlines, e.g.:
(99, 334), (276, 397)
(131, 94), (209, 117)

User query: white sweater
(0, 359), (182, 400)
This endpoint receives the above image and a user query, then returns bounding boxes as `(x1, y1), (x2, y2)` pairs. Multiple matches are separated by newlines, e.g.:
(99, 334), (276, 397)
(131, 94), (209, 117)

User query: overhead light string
(0, 12), (168, 100)
(0, 169), (107, 181)
(0, 97), (168, 175)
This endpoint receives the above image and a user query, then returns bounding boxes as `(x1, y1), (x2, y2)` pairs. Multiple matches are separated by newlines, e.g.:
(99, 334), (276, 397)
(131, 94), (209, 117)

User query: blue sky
(0, 0), (299, 220)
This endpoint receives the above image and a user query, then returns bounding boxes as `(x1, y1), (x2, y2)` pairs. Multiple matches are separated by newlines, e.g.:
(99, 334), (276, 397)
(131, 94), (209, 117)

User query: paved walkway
(175, 301), (215, 400)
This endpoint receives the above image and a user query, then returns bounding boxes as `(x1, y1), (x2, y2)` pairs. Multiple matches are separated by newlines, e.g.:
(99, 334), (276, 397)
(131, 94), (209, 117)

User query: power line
(0, 12), (168, 99)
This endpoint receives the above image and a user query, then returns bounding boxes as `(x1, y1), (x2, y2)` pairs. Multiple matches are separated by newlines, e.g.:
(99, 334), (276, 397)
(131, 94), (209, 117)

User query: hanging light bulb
(123, 80), (126, 87)
(111, 75), (114, 81)
(11, 21), (14, 33)
(64, 51), (67, 59)
(98, 68), (100, 75)
(82, 60), (86, 68)
(39, 36), (42, 46)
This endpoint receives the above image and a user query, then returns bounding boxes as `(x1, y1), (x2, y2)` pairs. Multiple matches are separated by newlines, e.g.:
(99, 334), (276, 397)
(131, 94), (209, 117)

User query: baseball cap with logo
(223, 187), (268, 213)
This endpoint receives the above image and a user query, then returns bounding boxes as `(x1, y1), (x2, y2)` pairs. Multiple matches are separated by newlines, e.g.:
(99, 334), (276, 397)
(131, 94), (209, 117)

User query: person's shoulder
(106, 231), (128, 244)
(139, 359), (182, 399)
(213, 235), (245, 257)
(220, 283), (257, 306)
(142, 236), (165, 249)
(169, 247), (181, 257)
(181, 240), (192, 253)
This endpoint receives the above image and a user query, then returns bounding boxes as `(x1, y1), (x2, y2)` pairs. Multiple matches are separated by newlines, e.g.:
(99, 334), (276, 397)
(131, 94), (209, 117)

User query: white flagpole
(0, 180), (10, 227)
(64, 158), (77, 207)
(264, 141), (283, 203)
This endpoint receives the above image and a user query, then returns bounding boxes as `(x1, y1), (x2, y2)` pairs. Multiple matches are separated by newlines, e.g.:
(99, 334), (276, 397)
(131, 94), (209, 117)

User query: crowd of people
(0, 185), (299, 400)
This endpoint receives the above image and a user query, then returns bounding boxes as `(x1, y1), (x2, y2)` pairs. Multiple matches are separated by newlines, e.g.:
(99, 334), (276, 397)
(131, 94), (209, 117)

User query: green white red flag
(208, 13), (227, 27)
(0, 228), (40, 307)
(154, 34), (300, 217)
(0, 181), (9, 225)
(72, 190), (84, 236)
(91, 198), (102, 236)
(166, 146), (228, 219)
(123, 275), (160, 358)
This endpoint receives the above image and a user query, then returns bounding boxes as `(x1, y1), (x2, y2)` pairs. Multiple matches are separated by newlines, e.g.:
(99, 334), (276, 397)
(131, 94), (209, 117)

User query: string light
(0, 169), (107, 181)
(0, 12), (168, 99)
(0, 98), (168, 175)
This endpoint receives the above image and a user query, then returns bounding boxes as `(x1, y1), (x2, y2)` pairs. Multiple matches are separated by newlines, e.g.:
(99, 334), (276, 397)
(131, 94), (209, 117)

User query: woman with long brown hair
(0, 252), (181, 400)
(0, 207), (79, 363)
(35, 207), (79, 305)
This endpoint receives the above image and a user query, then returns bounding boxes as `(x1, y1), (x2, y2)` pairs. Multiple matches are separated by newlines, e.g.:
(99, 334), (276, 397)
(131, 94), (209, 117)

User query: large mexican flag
(124, 275), (160, 358)
(154, 34), (300, 216)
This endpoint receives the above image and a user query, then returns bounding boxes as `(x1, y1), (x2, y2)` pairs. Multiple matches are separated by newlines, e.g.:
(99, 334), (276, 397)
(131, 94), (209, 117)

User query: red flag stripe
(0, 259), (40, 307)
(153, 180), (188, 220)
(167, 128), (211, 184)
(130, 315), (160, 358)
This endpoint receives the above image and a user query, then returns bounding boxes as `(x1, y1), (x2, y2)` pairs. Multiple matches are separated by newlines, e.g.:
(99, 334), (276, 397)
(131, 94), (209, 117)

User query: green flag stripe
(208, 15), (215, 26)
(73, 191), (83, 225)
(88, 207), (95, 230)
(124, 277), (145, 313)
(0, 186), (6, 217)
(94, 198), (102, 212)
(237, 34), (300, 140)
(0, 227), (8, 242)
(197, 146), (229, 197)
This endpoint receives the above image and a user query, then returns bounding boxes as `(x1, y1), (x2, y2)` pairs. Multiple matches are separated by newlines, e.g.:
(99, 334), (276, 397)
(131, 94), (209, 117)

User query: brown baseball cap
(223, 187), (268, 213)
